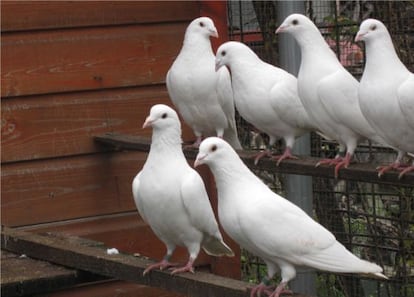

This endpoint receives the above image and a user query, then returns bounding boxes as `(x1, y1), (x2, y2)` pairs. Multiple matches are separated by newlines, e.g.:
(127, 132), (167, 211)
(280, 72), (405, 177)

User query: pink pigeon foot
(170, 259), (195, 275)
(269, 282), (293, 297)
(398, 165), (414, 179)
(272, 147), (298, 166)
(250, 283), (275, 297)
(253, 150), (273, 165)
(184, 136), (203, 149)
(315, 155), (343, 168)
(333, 152), (352, 179)
(143, 259), (179, 275)
(315, 153), (352, 179)
(377, 161), (407, 178)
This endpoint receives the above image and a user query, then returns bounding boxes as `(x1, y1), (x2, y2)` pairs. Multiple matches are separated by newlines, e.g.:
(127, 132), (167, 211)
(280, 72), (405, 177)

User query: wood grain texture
(1, 86), (178, 163)
(43, 280), (185, 297)
(1, 23), (186, 97)
(19, 213), (215, 268)
(1, 1), (200, 32)
(1, 151), (144, 226)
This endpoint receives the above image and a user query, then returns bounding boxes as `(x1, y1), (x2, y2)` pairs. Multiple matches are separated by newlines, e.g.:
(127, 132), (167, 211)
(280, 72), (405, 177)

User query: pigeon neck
(183, 33), (213, 55)
(209, 155), (253, 187)
(296, 30), (339, 65)
(150, 128), (183, 153)
(363, 35), (408, 75)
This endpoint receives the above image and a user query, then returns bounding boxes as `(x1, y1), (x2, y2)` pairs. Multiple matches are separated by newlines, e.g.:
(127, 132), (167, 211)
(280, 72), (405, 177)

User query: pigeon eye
(221, 50), (226, 56)
(292, 19), (299, 25)
(200, 22), (205, 27)
(210, 144), (217, 152)
(161, 113), (167, 119)
(370, 24), (377, 31)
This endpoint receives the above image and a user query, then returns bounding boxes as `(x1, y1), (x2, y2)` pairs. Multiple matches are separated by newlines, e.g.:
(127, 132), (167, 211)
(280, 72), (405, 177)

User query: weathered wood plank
(1, 250), (107, 297)
(1, 23), (185, 97)
(18, 212), (216, 268)
(1, 228), (307, 297)
(94, 133), (414, 187)
(1, 86), (193, 163)
(45, 280), (185, 297)
(1, 152), (143, 226)
(1, 1), (200, 32)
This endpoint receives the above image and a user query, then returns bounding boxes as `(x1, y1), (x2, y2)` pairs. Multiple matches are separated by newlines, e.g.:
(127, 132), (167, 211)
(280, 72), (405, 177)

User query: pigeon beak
(194, 154), (207, 167)
(215, 60), (222, 72)
(142, 117), (154, 129)
(210, 29), (219, 38)
(354, 32), (365, 42)
(275, 25), (287, 34)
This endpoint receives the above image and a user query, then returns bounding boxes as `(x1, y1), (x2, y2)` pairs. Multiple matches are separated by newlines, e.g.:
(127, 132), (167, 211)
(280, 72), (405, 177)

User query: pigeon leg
(268, 281), (293, 297)
(272, 147), (299, 166)
(253, 149), (273, 165)
(333, 152), (353, 179)
(184, 136), (203, 149)
(170, 259), (195, 275)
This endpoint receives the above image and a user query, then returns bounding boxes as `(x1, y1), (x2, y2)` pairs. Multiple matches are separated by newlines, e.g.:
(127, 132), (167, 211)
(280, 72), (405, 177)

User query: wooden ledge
(1, 227), (307, 297)
(1, 250), (107, 297)
(94, 133), (414, 187)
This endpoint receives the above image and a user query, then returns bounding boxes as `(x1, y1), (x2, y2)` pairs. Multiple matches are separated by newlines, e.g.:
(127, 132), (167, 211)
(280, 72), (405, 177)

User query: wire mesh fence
(227, 1), (414, 296)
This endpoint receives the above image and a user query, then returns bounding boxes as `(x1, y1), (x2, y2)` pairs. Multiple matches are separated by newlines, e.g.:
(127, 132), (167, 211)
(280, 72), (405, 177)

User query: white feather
(166, 17), (241, 149)
(195, 137), (387, 290)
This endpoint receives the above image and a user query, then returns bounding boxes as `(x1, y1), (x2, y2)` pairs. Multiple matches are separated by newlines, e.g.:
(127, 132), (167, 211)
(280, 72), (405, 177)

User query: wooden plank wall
(1, 2), (240, 295)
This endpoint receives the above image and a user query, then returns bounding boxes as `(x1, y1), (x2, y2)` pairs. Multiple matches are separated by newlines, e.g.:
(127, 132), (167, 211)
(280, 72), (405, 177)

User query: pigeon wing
(398, 74), (414, 130)
(180, 169), (234, 256)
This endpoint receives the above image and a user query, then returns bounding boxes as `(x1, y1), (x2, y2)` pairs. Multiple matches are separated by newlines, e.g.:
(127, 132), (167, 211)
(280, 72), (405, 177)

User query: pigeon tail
(297, 240), (387, 279)
(202, 236), (235, 257)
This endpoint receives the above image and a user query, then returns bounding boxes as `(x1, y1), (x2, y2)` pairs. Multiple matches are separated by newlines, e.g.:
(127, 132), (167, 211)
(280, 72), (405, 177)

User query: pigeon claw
(271, 148), (298, 166)
(253, 150), (273, 165)
(170, 260), (195, 275)
(250, 283), (275, 297)
(376, 161), (406, 178)
(315, 156), (343, 168)
(398, 165), (414, 179)
(142, 259), (179, 276)
(268, 281), (292, 297)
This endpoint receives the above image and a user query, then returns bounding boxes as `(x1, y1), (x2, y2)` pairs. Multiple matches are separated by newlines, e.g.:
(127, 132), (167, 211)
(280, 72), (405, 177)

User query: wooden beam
(1, 250), (108, 297)
(1, 227), (307, 297)
(94, 133), (414, 187)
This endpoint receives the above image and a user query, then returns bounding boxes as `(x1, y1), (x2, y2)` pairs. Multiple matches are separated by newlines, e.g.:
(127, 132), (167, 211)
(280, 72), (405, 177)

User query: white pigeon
(355, 18), (414, 178)
(166, 17), (242, 150)
(132, 104), (234, 275)
(195, 137), (387, 297)
(276, 14), (386, 178)
(215, 41), (316, 165)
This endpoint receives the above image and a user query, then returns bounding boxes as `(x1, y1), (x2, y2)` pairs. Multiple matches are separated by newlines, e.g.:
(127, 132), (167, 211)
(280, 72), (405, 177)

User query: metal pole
(277, 1), (317, 296)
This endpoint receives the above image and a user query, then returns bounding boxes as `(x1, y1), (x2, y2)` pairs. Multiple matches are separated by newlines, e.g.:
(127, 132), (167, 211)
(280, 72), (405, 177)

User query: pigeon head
(215, 41), (257, 72)
(142, 104), (180, 131)
(186, 17), (218, 39)
(276, 13), (314, 35)
(355, 19), (389, 43)
(194, 137), (233, 167)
